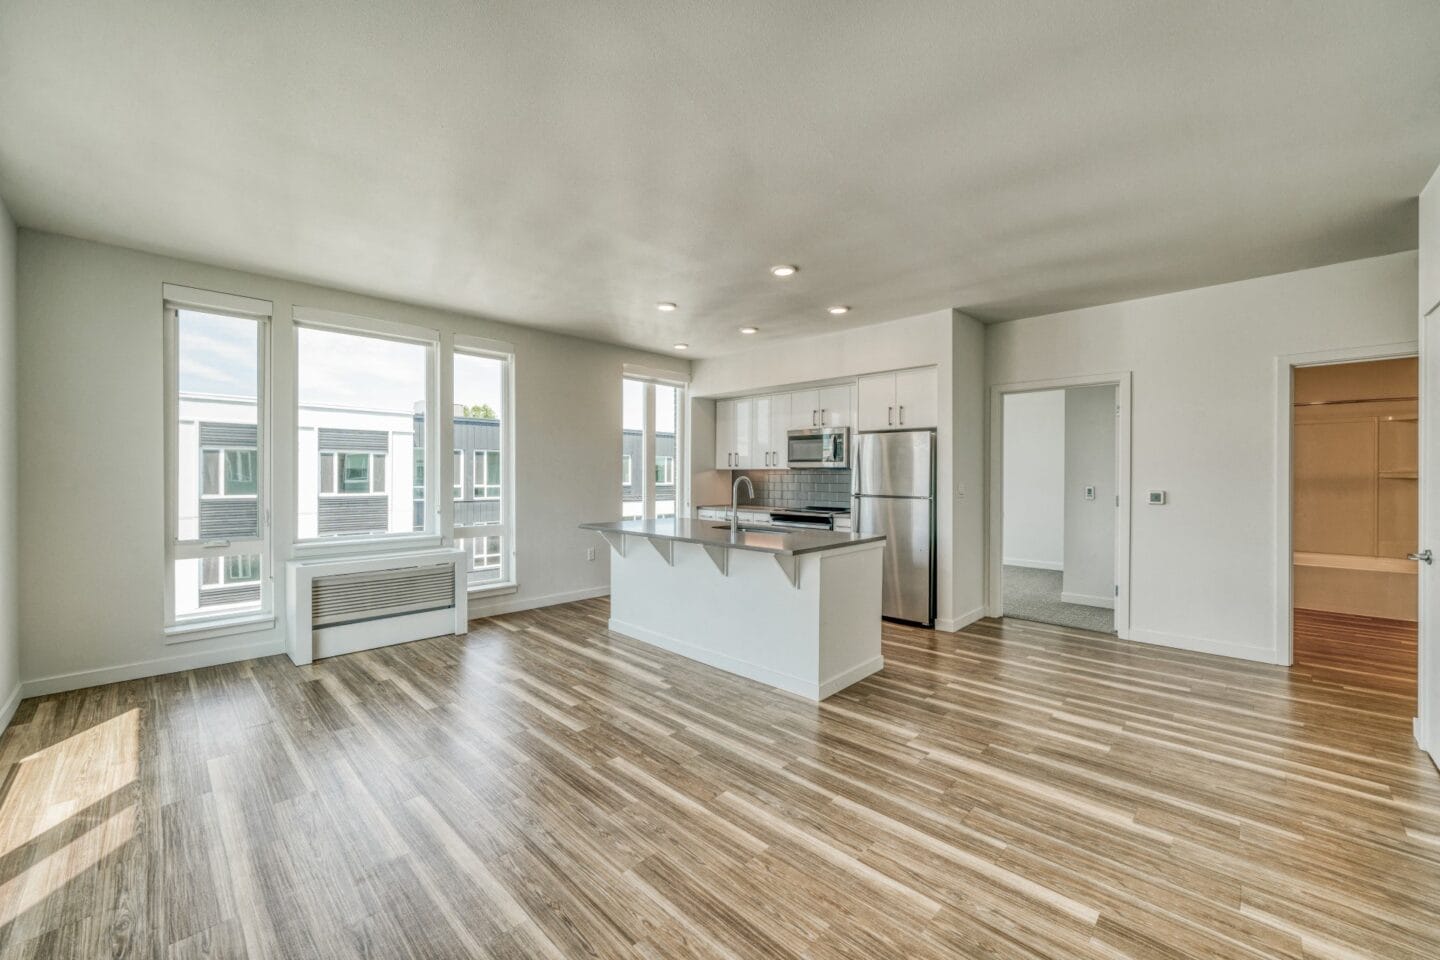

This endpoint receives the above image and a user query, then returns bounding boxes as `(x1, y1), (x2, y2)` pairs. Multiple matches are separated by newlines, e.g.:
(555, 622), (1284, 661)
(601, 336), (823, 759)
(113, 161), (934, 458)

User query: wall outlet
(1148, 490), (1166, 505)
(585, 547), (596, 561)
(1084, 485), (1096, 501)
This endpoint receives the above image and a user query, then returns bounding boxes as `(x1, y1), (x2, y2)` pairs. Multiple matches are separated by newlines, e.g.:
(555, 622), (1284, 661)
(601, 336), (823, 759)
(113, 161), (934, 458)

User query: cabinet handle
(820, 408), (826, 426)
(812, 409), (818, 426)
(899, 405), (905, 425)
(888, 406), (894, 426)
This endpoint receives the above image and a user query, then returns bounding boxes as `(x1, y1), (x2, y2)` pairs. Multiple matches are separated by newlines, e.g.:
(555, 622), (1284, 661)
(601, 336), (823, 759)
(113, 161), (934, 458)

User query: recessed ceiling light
(827, 305), (850, 315)
(739, 326), (759, 335)
(769, 265), (798, 278)
(656, 301), (677, 312)
(673, 343), (689, 350)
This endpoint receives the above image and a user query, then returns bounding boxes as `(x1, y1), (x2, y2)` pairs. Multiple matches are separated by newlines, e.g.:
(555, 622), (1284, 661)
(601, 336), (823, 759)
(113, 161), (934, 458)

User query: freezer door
(856, 494), (934, 624)
(854, 430), (933, 498)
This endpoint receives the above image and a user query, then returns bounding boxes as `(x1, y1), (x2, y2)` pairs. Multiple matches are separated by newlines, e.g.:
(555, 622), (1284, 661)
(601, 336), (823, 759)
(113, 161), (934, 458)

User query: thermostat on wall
(1147, 490), (1166, 505)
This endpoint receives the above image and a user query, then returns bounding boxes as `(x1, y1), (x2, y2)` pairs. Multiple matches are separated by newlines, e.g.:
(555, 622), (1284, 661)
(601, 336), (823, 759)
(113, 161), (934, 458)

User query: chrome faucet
(730, 475), (754, 537)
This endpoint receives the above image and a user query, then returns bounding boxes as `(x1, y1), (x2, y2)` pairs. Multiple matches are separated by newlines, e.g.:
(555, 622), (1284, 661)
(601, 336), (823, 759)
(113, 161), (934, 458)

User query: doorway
(1289, 356), (1418, 702)
(998, 384), (1120, 633)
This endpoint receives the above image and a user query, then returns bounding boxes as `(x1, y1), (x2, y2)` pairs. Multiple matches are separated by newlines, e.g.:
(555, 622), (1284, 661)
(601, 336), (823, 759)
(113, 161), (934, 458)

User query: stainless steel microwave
(787, 427), (850, 468)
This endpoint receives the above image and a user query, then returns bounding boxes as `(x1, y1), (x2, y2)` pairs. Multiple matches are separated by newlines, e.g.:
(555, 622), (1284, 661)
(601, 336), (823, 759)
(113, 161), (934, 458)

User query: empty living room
(1, 3), (1439, 958)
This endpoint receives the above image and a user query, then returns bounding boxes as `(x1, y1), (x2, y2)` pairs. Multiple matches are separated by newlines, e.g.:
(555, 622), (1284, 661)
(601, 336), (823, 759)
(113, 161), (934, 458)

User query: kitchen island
(580, 517), (886, 700)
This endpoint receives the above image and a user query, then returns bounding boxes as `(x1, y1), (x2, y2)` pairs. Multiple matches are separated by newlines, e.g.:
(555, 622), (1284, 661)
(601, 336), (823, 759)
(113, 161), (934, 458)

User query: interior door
(1421, 305), (1440, 764)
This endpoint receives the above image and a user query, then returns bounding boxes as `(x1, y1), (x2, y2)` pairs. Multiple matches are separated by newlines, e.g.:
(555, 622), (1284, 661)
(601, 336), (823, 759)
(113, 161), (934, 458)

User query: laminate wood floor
(1293, 607), (1418, 700)
(3, 599), (1439, 959)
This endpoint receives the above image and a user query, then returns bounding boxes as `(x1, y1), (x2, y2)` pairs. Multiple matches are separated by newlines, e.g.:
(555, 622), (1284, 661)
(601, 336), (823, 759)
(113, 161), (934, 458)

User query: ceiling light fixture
(827, 305), (850, 315)
(769, 265), (798, 278)
(740, 326), (759, 335)
(673, 343), (689, 350)
(656, 301), (677, 312)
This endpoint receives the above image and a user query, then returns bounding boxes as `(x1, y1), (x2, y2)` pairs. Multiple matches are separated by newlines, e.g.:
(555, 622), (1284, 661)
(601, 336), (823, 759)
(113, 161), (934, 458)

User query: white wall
(15, 230), (689, 695)
(690, 308), (988, 630)
(0, 197), (17, 727)
(988, 251), (1417, 662)
(1002, 391), (1065, 569)
(1062, 384), (1117, 607)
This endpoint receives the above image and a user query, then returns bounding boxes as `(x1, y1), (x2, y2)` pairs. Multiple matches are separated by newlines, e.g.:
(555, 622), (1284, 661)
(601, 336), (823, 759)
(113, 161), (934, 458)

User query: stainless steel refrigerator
(853, 429), (937, 626)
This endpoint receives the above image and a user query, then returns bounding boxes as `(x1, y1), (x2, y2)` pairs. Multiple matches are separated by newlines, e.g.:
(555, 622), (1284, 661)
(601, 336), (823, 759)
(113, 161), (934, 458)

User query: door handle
(1409, 549), (1433, 564)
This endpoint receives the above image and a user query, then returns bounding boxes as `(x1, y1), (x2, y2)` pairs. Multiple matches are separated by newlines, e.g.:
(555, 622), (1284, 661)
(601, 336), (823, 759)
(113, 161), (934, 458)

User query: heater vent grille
(311, 562), (455, 628)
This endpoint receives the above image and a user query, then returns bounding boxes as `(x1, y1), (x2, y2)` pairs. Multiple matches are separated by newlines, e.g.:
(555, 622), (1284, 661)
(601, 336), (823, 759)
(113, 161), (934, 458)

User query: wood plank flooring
(1293, 607), (1418, 700)
(2, 599), (1439, 958)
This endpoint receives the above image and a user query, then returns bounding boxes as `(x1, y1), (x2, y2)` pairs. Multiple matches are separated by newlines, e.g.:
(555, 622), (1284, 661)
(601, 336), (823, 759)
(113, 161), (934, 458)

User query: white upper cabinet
(715, 398), (736, 468)
(817, 385), (854, 428)
(755, 393), (790, 468)
(789, 389), (821, 430)
(857, 367), (938, 430)
(733, 396), (756, 468)
(893, 367), (938, 429)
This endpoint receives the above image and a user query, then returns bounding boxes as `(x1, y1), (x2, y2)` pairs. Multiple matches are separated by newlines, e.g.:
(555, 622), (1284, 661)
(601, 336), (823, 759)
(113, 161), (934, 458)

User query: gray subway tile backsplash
(733, 468), (852, 510)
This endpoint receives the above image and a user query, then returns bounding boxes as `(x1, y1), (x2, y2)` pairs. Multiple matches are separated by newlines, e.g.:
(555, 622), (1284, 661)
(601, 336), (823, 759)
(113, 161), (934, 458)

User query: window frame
(451, 335), (516, 591)
(292, 307), (442, 552)
(163, 285), (274, 638)
(622, 367), (689, 520)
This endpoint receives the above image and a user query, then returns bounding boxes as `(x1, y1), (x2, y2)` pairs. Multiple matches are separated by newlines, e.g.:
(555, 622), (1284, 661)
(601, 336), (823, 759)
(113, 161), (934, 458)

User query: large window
(454, 340), (513, 588)
(165, 287), (271, 629)
(622, 374), (685, 519)
(295, 314), (436, 541)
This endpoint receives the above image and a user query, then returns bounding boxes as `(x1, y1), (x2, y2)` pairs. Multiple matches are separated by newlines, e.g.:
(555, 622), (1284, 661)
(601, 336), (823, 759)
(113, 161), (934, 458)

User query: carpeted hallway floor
(1003, 564), (1115, 632)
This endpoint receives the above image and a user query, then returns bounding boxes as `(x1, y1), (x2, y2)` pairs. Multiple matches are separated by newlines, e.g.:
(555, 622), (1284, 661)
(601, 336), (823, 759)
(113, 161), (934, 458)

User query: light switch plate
(1148, 490), (1166, 505)
(1084, 485), (1096, 500)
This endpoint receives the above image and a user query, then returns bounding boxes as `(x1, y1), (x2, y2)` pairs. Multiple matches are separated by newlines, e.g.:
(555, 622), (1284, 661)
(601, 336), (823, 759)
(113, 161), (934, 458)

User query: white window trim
(164, 290), (274, 639)
(293, 309), (441, 548)
(451, 336), (517, 590)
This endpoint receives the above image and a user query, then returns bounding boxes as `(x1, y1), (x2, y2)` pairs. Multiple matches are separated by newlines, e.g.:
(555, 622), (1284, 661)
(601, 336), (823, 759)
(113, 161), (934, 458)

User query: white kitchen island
(580, 517), (887, 700)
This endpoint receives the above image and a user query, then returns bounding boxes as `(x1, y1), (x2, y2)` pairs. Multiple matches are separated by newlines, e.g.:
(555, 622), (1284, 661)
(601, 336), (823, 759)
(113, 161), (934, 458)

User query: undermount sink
(710, 523), (786, 534)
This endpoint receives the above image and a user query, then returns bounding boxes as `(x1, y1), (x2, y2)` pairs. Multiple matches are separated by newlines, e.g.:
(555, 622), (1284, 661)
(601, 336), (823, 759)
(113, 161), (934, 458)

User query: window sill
(165, 613), (276, 645)
(292, 534), (444, 558)
(468, 582), (518, 598)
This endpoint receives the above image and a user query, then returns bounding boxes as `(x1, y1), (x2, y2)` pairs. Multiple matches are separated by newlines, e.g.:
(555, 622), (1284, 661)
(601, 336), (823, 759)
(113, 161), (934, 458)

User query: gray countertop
(580, 518), (884, 557)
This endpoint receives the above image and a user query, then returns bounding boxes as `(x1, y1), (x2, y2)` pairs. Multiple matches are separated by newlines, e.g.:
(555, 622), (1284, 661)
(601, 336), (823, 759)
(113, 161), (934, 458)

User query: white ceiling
(2, 2), (1438, 356)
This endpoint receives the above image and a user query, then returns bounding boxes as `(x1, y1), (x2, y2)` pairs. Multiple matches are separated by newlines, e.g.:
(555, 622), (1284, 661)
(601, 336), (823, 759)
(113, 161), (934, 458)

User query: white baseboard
(0, 681), (22, 734)
(21, 637), (287, 699)
(1126, 626), (1276, 664)
(1003, 558), (1064, 571)
(1061, 590), (1115, 609)
(469, 584), (609, 621)
(608, 617), (880, 701)
(936, 605), (986, 633)
(818, 656), (886, 699)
